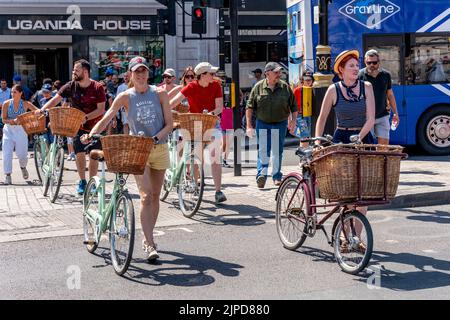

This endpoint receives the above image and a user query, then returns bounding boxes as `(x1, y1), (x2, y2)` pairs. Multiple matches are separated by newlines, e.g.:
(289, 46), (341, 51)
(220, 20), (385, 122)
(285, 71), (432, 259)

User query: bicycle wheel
(177, 154), (204, 218)
(110, 191), (135, 276)
(49, 146), (65, 203)
(83, 178), (100, 254)
(333, 210), (373, 275)
(275, 176), (308, 250)
(33, 139), (47, 183)
(160, 171), (171, 202)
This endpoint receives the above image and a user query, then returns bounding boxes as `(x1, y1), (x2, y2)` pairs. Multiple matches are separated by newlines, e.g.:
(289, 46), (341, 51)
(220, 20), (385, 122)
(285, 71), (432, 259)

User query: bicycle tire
(49, 147), (65, 203)
(110, 192), (135, 276)
(177, 154), (204, 218)
(83, 178), (100, 254)
(275, 176), (308, 250)
(33, 139), (46, 183)
(333, 210), (373, 275)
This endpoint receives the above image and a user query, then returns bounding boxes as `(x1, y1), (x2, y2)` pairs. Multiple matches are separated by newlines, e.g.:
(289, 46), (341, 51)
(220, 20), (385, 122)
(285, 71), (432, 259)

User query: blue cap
(105, 68), (114, 76)
(13, 75), (21, 82)
(41, 83), (52, 92)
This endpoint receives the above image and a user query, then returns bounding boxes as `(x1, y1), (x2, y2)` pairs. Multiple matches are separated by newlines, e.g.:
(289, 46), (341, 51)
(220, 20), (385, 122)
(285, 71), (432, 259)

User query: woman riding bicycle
(314, 49), (376, 249)
(82, 56), (173, 262)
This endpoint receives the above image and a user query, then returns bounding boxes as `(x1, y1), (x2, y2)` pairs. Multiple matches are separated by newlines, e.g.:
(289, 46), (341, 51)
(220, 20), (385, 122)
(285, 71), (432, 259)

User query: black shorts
(73, 130), (102, 154)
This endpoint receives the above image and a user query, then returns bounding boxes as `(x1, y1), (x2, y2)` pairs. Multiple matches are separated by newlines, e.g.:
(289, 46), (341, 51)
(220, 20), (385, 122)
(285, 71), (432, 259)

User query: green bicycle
(39, 133), (65, 203)
(160, 128), (205, 218)
(82, 135), (135, 276)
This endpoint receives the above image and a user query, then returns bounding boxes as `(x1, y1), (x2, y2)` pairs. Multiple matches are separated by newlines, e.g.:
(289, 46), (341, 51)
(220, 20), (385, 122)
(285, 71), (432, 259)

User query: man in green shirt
(246, 62), (298, 188)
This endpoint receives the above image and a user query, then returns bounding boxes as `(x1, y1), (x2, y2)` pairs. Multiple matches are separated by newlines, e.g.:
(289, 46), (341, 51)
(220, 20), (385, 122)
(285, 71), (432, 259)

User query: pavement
(0, 145), (449, 244)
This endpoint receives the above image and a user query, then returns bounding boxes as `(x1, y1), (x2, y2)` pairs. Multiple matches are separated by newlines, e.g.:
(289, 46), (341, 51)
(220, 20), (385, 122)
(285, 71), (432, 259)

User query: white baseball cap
(162, 68), (176, 77)
(194, 62), (219, 75)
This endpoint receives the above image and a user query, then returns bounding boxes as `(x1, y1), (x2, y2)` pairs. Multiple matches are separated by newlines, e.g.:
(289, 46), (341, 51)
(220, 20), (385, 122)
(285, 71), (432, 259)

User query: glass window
(405, 34), (450, 85)
(367, 45), (401, 85)
(14, 54), (37, 92)
(89, 36), (164, 85)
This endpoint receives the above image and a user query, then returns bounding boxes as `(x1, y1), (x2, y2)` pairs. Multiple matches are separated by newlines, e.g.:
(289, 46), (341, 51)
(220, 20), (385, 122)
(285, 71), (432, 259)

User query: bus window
(367, 45), (401, 85)
(406, 33), (450, 85)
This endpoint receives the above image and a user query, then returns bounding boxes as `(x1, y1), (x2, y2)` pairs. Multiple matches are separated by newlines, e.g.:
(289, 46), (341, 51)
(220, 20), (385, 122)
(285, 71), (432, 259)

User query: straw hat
(333, 50), (360, 75)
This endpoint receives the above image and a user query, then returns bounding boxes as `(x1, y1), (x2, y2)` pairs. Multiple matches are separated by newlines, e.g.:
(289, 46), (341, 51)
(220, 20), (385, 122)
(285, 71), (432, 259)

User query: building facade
(0, 0), (219, 90)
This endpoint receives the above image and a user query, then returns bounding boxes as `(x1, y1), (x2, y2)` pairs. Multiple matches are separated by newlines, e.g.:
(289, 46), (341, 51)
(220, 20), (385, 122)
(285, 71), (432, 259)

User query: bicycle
(39, 123), (65, 203)
(275, 135), (403, 274)
(82, 134), (135, 276)
(160, 123), (205, 218)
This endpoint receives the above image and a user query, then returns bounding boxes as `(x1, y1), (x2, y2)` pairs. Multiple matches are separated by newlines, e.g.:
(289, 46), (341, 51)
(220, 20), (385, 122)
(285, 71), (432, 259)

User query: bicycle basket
(311, 144), (405, 201)
(49, 107), (85, 137)
(16, 111), (47, 135)
(101, 134), (154, 175)
(177, 113), (218, 142)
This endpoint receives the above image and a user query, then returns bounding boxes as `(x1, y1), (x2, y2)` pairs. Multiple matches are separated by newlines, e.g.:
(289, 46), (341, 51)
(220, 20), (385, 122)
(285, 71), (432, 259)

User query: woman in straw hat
(315, 50), (376, 253)
(315, 49), (375, 144)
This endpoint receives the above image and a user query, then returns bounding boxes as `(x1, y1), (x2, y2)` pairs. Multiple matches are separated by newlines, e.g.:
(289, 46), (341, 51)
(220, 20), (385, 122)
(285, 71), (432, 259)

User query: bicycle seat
(90, 149), (105, 162)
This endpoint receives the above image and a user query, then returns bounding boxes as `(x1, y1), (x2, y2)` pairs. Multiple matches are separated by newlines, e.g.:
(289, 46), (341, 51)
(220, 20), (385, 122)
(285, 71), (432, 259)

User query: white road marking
(422, 249), (437, 254)
(167, 227), (194, 233)
(385, 240), (399, 244)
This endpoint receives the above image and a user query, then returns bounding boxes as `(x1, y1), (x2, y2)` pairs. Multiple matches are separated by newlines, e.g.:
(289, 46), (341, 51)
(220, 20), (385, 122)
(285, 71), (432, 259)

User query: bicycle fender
(274, 172), (306, 201)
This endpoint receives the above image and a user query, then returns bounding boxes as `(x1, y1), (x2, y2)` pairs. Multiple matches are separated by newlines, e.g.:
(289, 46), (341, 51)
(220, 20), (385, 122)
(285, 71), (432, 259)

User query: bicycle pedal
(83, 240), (97, 245)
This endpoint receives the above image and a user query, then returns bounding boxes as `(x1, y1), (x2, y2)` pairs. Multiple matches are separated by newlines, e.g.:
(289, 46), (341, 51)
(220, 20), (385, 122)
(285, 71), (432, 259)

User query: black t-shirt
(358, 68), (392, 119)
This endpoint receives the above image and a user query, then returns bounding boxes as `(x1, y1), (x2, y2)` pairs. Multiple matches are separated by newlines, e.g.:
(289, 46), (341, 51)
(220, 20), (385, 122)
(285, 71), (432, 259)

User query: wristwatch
(152, 136), (159, 144)
(211, 111), (215, 116)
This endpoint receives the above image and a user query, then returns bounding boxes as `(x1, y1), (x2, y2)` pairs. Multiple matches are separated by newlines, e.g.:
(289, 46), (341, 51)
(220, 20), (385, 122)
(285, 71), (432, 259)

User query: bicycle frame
(84, 160), (125, 243)
(42, 135), (63, 179)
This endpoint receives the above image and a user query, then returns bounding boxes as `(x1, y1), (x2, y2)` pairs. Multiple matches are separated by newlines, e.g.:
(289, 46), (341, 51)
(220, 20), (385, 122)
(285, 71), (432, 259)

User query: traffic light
(157, 0), (176, 36)
(192, 5), (207, 34)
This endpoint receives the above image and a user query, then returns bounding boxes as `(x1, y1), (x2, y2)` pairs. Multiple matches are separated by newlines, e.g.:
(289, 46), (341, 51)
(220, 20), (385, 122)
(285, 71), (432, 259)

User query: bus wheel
(417, 105), (450, 155)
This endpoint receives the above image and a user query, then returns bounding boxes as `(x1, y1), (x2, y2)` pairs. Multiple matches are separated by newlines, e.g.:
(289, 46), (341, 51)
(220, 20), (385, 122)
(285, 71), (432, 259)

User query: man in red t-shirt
(39, 59), (106, 195)
(169, 62), (227, 204)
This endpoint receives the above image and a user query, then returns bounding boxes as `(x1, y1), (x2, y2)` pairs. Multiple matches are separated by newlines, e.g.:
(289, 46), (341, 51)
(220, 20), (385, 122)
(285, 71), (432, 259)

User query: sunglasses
(185, 75), (195, 79)
(366, 61), (379, 65)
(163, 75), (173, 79)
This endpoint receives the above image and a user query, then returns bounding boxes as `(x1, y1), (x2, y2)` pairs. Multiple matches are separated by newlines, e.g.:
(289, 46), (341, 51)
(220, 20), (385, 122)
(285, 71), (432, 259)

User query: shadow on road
(403, 209), (450, 224)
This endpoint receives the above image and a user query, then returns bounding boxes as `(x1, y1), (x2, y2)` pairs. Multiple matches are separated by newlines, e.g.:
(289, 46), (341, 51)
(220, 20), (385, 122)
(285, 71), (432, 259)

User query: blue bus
(287, 0), (450, 155)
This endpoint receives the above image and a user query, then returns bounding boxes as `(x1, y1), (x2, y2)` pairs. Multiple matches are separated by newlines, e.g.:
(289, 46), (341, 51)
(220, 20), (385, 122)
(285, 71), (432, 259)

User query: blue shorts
(332, 129), (374, 144)
(293, 116), (311, 139)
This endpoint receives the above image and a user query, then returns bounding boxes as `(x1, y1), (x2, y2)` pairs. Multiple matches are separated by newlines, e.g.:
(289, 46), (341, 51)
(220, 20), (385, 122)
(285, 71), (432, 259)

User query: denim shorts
(332, 129), (374, 144)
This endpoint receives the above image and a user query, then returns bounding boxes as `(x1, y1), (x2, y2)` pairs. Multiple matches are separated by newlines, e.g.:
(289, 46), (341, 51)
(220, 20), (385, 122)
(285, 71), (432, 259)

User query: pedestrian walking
(115, 71), (131, 134)
(38, 59), (106, 195)
(246, 62), (298, 188)
(293, 70), (314, 148)
(168, 66), (195, 101)
(82, 56), (173, 262)
(31, 78), (54, 108)
(159, 68), (178, 93)
(1, 85), (39, 184)
(169, 62), (227, 204)
(359, 49), (399, 145)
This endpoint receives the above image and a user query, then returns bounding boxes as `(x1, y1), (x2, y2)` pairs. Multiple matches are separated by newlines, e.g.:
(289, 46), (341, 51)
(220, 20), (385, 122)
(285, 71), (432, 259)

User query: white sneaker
(142, 240), (159, 261)
(4, 175), (11, 185)
(21, 167), (29, 180)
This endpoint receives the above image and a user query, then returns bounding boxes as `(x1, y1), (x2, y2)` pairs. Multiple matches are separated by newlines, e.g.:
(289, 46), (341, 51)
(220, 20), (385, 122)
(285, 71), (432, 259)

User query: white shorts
(373, 115), (390, 140)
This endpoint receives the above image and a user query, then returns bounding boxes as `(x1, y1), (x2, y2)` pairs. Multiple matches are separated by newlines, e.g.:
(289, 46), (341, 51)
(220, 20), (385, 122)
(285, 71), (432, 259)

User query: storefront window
(14, 54), (37, 91)
(89, 36), (164, 84)
(406, 34), (450, 85)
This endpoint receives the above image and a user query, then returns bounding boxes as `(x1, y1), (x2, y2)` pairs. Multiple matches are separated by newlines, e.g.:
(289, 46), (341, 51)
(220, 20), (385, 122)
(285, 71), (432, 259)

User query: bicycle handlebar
(83, 134), (102, 151)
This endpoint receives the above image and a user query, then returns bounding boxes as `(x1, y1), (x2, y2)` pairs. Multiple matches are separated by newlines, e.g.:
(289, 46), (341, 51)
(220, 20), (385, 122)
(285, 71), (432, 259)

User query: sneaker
(67, 153), (75, 161)
(256, 175), (266, 189)
(21, 167), (29, 180)
(215, 191), (227, 204)
(77, 179), (87, 195)
(273, 179), (282, 186)
(222, 159), (232, 168)
(143, 240), (159, 261)
(4, 175), (11, 185)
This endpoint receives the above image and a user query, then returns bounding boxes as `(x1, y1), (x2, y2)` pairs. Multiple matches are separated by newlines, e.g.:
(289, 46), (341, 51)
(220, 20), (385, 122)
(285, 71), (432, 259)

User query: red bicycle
(275, 136), (404, 274)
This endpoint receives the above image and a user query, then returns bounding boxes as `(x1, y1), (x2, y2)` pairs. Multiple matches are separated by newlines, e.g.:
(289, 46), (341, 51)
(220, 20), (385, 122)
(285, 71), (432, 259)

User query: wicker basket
(174, 104), (189, 113)
(101, 134), (154, 175)
(312, 144), (405, 201)
(16, 112), (47, 135)
(49, 107), (85, 137)
(177, 113), (218, 141)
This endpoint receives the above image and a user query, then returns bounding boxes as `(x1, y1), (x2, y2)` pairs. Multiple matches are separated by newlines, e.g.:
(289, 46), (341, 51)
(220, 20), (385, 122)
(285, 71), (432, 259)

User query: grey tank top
(127, 86), (167, 144)
(333, 81), (367, 128)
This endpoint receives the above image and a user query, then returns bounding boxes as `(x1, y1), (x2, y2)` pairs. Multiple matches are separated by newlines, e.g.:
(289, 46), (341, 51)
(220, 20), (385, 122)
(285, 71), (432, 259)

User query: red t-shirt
(58, 80), (106, 131)
(181, 80), (223, 113)
(293, 86), (302, 115)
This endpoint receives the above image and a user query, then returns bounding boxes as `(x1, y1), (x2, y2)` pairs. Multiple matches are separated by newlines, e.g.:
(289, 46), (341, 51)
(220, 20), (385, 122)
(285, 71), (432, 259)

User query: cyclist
(38, 59), (106, 195)
(82, 56), (173, 262)
(169, 62), (227, 204)
(1, 85), (39, 184)
(315, 49), (376, 252)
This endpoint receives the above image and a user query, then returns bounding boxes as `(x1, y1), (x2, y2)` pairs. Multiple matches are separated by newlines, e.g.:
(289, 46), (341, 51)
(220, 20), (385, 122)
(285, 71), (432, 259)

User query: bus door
(364, 35), (406, 145)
